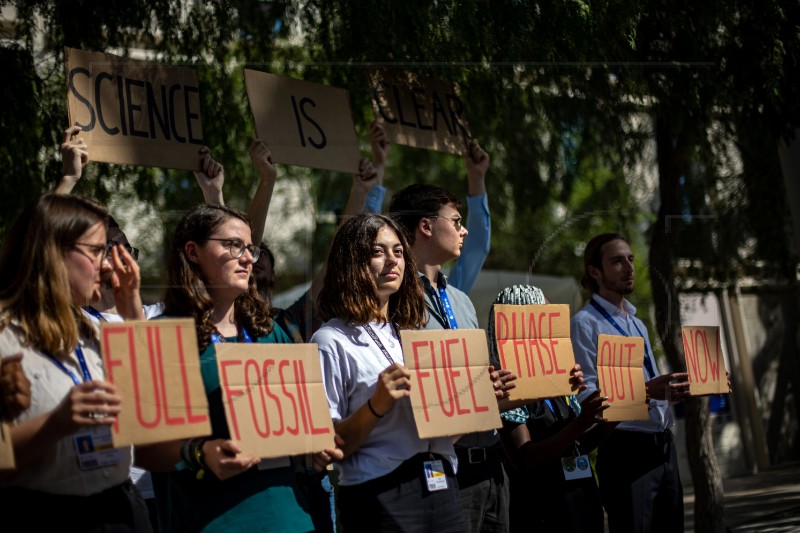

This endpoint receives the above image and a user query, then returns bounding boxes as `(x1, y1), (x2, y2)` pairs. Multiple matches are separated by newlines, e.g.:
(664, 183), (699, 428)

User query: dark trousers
(454, 447), (510, 533)
(338, 453), (467, 533)
(0, 480), (153, 532)
(597, 429), (684, 533)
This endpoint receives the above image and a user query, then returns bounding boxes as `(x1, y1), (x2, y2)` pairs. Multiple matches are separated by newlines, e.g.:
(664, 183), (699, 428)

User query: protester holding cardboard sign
(134, 204), (340, 532)
(570, 234), (691, 533)
(313, 212), (467, 532)
(0, 194), (151, 530)
(489, 285), (615, 533)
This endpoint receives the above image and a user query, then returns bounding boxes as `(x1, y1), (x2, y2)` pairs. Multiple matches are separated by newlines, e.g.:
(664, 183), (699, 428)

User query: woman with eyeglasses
(312, 212), (468, 532)
(136, 204), (335, 532)
(0, 193), (149, 530)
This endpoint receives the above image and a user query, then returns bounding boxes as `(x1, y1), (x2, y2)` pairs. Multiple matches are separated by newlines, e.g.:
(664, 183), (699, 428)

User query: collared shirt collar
(591, 292), (637, 317)
(418, 270), (448, 290)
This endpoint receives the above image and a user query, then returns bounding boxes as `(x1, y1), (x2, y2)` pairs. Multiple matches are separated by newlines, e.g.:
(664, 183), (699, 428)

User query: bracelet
(367, 398), (384, 419)
(193, 439), (207, 480)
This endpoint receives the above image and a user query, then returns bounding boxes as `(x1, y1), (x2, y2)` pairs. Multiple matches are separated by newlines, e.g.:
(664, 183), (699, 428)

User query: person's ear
(588, 265), (602, 283)
(185, 241), (201, 264)
(418, 217), (434, 238)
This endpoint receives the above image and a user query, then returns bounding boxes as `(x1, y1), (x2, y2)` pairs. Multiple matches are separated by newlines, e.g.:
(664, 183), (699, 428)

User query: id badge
(423, 460), (448, 492)
(561, 454), (593, 480)
(73, 426), (123, 470)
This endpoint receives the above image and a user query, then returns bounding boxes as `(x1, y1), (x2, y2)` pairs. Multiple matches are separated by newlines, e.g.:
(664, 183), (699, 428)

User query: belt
(455, 445), (504, 465)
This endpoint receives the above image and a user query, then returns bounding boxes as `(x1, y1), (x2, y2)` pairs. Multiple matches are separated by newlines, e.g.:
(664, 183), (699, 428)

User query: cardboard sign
(0, 422), (14, 469)
(65, 47), (203, 170)
(100, 320), (211, 447)
(401, 329), (501, 439)
(493, 304), (575, 401)
(369, 69), (471, 155)
(682, 326), (727, 395)
(244, 70), (360, 173)
(215, 343), (334, 459)
(596, 334), (649, 422)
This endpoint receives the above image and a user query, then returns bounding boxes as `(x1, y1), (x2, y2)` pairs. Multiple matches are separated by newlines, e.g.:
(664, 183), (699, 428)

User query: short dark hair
(387, 184), (459, 245)
(317, 213), (425, 328)
(581, 233), (629, 292)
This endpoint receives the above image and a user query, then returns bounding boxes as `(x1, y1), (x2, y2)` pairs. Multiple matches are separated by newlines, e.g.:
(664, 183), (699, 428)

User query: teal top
(152, 323), (314, 533)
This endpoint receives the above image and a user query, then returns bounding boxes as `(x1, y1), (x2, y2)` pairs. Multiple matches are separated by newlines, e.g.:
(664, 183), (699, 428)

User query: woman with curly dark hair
(312, 212), (466, 532)
(137, 204), (334, 532)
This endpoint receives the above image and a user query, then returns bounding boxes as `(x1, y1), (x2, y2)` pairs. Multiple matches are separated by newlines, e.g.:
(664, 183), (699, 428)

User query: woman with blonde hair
(0, 193), (148, 530)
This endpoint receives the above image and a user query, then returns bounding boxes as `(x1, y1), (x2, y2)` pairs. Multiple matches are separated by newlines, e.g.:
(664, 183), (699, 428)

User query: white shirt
(312, 318), (457, 485)
(571, 294), (674, 433)
(0, 322), (132, 495)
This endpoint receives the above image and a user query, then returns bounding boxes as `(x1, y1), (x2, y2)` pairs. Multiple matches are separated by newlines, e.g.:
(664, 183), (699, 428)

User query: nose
(241, 248), (255, 265)
(460, 226), (469, 237)
(100, 253), (113, 274)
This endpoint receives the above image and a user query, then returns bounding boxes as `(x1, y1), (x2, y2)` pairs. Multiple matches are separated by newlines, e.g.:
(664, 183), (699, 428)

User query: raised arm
(447, 139), (490, 293)
(246, 139), (278, 245)
(364, 118), (389, 213)
(194, 146), (225, 206)
(53, 126), (89, 194)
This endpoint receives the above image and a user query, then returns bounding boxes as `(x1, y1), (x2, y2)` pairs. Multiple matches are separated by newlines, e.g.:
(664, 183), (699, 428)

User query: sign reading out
(369, 69), (471, 155)
(244, 70), (361, 173)
(596, 334), (649, 422)
(681, 326), (727, 396)
(216, 343), (334, 459)
(100, 320), (211, 447)
(0, 423), (14, 469)
(65, 47), (203, 170)
(401, 329), (501, 439)
(493, 304), (575, 401)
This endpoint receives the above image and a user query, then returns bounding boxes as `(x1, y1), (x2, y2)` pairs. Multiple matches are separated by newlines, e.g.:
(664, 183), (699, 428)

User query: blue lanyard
(210, 328), (253, 344)
(44, 345), (92, 385)
(436, 285), (459, 329)
(544, 396), (580, 419)
(83, 306), (106, 322)
(589, 298), (656, 378)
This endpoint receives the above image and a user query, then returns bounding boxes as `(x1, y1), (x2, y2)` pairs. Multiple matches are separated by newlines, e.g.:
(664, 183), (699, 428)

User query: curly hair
(163, 204), (273, 352)
(0, 193), (107, 356)
(317, 213), (425, 329)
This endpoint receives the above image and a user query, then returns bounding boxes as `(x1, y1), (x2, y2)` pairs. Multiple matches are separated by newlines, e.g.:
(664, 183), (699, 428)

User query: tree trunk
(650, 117), (725, 532)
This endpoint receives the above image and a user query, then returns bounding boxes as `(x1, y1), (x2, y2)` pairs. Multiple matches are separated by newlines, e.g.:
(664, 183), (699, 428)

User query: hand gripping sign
(681, 326), (728, 395)
(65, 47), (203, 171)
(596, 334), (649, 422)
(493, 304), (576, 401)
(244, 70), (361, 173)
(215, 343), (334, 459)
(368, 69), (471, 155)
(100, 320), (211, 447)
(400, 329), (501, 439)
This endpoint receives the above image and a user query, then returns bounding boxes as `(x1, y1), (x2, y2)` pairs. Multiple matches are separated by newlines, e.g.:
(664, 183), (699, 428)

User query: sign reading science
(65, 47), (203, 171)
(244, 70), (361, 173)
(369, 69), (471, 155)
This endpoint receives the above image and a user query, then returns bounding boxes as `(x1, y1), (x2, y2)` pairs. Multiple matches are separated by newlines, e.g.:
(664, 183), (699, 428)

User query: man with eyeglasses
(388, 140), (513, 533)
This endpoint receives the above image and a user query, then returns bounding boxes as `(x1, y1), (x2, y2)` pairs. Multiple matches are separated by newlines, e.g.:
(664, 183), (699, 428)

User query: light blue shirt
(570, 293), (674, 433)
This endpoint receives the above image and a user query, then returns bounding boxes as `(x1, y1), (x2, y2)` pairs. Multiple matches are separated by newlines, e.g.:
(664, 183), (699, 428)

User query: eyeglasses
(73, 242), (108, 264)
(106, 240), (140, 261)
(206, 238), (261, 262)
(429, 215), (463, 232)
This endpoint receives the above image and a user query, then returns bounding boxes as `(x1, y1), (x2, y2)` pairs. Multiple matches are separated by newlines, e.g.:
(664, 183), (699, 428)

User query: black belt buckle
(467, 447), (486, 464)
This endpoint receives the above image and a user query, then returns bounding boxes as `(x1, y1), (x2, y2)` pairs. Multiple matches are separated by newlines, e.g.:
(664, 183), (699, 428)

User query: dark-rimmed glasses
(106, 240), (140, 261)
(206, 238), (260, 262)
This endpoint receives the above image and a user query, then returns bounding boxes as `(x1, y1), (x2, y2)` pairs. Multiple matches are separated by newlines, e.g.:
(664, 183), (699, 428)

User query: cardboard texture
(493, 304), (576, 401)
(369, 69), (471, 155)
(0, 422), (14, 469)
(243, 70), (360, 173)
(65, 47), (203, 170)
(100, 320), (211, 447)
(215, 343), (334, 459)
(400, 329), (501, 439)
(681, 326), (728, 395)
(596, 334), (649, 422)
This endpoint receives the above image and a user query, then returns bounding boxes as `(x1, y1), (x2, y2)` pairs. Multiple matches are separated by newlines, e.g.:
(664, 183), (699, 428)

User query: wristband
(367, 398), (384, 419)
